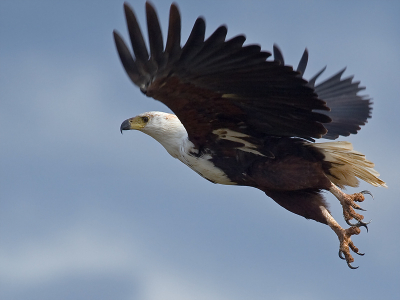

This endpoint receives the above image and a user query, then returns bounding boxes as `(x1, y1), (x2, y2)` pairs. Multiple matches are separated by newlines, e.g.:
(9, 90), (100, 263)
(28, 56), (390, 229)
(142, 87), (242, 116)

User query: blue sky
(1, 0), (400, 299)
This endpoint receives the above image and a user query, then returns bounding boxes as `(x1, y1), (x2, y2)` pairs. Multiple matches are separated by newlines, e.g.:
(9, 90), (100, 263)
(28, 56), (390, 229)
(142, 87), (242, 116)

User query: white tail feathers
(312, 141), (387, 189)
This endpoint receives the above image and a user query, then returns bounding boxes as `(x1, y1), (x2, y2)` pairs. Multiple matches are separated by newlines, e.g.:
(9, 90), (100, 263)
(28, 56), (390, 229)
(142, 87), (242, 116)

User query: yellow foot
(337, 226), (364, 269)
(320, 206), (366, 269)
(329, 184), (373, 231)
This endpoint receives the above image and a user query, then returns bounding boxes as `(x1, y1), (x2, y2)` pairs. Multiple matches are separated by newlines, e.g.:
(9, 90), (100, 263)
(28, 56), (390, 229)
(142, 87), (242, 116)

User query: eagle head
(120, 113), (151, 133)
(120, 111), (188, 158)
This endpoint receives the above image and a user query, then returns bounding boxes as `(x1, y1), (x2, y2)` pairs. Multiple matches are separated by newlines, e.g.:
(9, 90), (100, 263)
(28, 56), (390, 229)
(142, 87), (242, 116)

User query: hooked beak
(120, 119), (131, 134)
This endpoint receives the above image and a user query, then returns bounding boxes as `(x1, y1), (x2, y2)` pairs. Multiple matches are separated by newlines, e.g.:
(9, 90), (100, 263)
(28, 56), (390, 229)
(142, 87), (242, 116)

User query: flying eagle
(114, 2), (386, 268)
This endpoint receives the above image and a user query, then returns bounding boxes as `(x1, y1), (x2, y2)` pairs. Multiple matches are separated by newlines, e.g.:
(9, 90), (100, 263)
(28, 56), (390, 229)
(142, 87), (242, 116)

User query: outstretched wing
(273, 45), (372, 140)
(113, 2), (331, 147)
(312, 70), (371, 140)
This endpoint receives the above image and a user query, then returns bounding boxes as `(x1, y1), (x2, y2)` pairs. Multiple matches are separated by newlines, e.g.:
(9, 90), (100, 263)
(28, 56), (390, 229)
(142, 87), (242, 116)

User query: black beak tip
(120, 119), (131, 134)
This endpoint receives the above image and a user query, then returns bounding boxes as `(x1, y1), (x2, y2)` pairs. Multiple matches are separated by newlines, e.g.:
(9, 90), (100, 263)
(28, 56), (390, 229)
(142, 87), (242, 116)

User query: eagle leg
(320, 206), (363, 269)
(329, 183), (372, 229)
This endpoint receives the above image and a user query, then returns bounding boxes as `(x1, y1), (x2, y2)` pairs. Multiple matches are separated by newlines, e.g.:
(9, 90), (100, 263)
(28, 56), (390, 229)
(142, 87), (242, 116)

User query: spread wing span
(113, 2), (370, 146)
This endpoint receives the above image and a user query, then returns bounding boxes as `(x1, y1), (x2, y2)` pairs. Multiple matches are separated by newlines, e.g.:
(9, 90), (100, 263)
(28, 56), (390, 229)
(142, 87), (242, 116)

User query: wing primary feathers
(315, 69), (347, 92)
(273, 44), (284, 65)
(113, 30), (141, 85)
(165, 4), (182, 66)
(189, 26), (228, 67)
(318, 79), (364, 99)
(310, 69), (371, 140)
(123, 3), (158, 81)
(189, 35), (247, 71)
(192, 52), (271, 76)
(145, 2), (164, 68)
(179, 18), (206, 65)
(307, 66), (326, 88)
(192, 44), (263, 74)
(124, 3), (149, 64)
(297, 49), (308, 76)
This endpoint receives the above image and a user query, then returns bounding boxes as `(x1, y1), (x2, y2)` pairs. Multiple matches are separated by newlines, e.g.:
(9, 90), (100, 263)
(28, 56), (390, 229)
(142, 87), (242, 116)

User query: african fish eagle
(114, 2), (386, 268)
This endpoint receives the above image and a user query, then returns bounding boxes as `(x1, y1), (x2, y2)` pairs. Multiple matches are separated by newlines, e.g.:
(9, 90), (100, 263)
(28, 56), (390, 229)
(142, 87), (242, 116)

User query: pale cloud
(0, 225), (135, 287)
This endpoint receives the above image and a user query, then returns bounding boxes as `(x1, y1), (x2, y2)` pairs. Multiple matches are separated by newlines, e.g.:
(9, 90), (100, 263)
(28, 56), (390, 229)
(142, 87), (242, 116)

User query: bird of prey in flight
(114, 2), (386, 268)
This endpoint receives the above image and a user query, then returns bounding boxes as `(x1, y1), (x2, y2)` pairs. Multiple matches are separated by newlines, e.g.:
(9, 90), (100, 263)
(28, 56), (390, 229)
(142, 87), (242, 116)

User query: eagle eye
(142, 116), (149, 123)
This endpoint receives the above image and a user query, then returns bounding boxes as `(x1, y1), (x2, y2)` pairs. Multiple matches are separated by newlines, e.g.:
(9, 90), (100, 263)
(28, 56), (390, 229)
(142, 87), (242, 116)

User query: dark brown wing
(273, 45), (372, 140)
(113, 2), (331, 147)
(312, 69), (371, 139)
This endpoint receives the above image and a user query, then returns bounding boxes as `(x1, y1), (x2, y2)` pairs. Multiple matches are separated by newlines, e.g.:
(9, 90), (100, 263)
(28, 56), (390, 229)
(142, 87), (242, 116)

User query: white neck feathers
(140, 112), (189, 158)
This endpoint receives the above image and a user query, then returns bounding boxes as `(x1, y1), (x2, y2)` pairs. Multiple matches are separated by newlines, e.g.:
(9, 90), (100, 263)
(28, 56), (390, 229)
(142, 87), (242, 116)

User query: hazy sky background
(1, 0), (399, 299)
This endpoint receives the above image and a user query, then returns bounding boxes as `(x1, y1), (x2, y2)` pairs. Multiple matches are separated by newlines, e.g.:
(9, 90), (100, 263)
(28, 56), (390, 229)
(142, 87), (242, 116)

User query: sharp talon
(347, 262), (359, 269)
(356, 207), (367, 211)
(339, 250), (346, 260)
(360, 220), (371, 232)
(360, 222), (369, 232)
(360, 190), (374, 200)
(356, 251), (365, 256)
(345, 219), (371, 232)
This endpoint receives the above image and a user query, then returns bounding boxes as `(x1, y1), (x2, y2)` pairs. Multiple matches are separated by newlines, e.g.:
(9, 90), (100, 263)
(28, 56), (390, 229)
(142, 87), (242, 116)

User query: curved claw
(360, 220), (371, 232)
(339, 251), (362, 268)
(355, 251), (365, 256)
(345, 219), (371, 232)
(355, 207), (367, 211)
(347, 262), (359, 269)
(360, 190), (374, 200)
